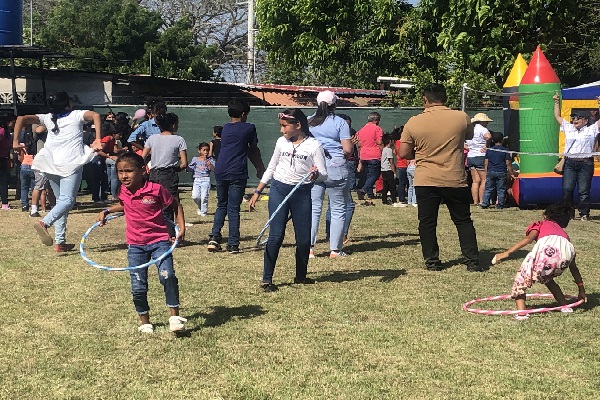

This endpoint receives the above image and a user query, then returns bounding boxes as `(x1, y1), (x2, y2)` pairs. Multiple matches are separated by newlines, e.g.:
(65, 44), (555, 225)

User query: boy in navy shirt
(481, 131), (515, 209)
(208, 99), (265, 253)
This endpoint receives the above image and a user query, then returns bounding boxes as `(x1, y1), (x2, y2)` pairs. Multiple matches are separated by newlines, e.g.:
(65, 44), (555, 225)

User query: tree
(139, 16), (216, 81)
(140, 0), (249, 79)
(398, 0), (594, 88)
(255, 0), (413, 88)
(37, 0), (162, 71)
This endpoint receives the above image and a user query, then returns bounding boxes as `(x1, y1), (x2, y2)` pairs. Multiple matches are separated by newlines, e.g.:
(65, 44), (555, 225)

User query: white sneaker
(199, 213), (207, 217)
(169, 316), (187, 332)
(412, 203), (418, 208)
(196, 209), (202, 216)
(513, 314), (529, 321)
(561, 307), (573, 313)
(309, 248), (315, 259)
(138, 323), (154, 334)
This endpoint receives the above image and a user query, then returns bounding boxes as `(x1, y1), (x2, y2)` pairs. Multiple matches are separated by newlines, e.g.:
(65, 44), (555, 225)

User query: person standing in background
(399, 83), (484, 272)
(356, 112), (383, 206)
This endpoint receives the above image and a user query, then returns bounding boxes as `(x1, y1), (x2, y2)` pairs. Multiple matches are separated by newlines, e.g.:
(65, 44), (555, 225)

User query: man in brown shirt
(399, 83), (484, 272)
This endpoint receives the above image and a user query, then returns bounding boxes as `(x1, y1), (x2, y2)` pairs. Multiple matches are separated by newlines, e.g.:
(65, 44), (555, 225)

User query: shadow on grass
(343, 238), (420, 254)
(578, 292), (598, 312)
(316, 268), (406, 283)
(175, 304), (266, 337)
(479, 249), (529, 268)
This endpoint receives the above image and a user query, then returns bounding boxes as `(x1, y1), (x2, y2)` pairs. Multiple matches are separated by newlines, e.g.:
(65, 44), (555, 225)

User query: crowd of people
(0, 85), (594, 330)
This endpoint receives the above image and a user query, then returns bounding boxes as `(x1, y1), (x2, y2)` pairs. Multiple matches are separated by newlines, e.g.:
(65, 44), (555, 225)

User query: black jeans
(415, 186), (479, 268)
(381, 170), (397, 204)
(149, 166), (180, 237)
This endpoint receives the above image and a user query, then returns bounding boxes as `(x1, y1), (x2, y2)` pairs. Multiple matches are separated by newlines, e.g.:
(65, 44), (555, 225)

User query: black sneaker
(293, 277), (315, 284)
(29, 211), (41, 218)
(426, 263), (443, 271)
(467, 264), (487, 272)
(207, 240), (221, 252)
(226, 245), (240, 254)
(21, 206), (28, 212)
(261, 283), (278, 292)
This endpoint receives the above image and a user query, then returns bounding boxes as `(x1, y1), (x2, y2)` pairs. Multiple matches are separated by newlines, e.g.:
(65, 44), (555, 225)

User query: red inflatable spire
(520, 46), (560, 84)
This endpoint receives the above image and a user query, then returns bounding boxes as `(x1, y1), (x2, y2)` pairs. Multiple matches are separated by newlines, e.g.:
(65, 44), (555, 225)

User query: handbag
(554, 141), (575, 175)
(554, 157), (565, 175)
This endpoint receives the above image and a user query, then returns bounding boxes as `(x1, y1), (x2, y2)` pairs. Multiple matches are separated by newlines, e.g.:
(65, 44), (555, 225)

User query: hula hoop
(462, 293), (584, 316)
(256, 172), (313, 246)
(80, 213), (179, 272)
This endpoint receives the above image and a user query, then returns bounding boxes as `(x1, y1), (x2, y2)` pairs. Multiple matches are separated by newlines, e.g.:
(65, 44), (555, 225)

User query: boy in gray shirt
(380, 134), (397, 205)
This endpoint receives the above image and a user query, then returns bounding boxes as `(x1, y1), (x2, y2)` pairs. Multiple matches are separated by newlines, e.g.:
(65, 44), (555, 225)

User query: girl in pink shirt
(493, 202), (586, 319)
(97, 152), (186, 334)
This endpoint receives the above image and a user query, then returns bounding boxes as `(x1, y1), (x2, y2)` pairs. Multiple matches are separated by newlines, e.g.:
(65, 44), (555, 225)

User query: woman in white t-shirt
(249, 109), (327, 292)
(553, 93), (600, 220)
(466, 113), (492, 206)
(13, 92), (102, 251)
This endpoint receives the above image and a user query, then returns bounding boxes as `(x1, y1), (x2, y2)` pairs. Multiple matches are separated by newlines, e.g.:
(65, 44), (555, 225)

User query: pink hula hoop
(463, 293), (584, 316)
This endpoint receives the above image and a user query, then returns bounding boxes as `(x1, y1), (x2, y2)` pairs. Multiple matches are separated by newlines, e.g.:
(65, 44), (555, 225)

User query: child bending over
(493, 202), (586, 320)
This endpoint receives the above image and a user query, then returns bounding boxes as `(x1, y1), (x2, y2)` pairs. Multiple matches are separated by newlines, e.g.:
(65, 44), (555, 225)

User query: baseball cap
(316, 90), (338, 106)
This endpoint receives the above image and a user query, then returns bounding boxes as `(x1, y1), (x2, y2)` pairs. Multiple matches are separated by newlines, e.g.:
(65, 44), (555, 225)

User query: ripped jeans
(127, 241), (180, 315)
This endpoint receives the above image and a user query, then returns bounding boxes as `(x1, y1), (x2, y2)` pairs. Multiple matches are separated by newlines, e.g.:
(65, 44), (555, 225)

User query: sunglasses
(278, 112), (296, 120)
(571, 115), (586, 120)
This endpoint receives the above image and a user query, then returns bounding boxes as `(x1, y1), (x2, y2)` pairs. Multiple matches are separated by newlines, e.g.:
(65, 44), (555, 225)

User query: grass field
(1, 189), (598, 399)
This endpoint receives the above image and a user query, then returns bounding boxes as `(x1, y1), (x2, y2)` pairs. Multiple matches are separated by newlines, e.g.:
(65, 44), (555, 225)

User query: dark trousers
(0, 158), (9, 204)
(149, 166), (180, 237)
(562, 157), (594, 217)
(210, 178), (246, 246)
(396, 168), (408, 202)
(381, 170), (397, 204)
(415, 186), (479, 268)
(262, 180), (312, 284)
(361, 159), (381, 199)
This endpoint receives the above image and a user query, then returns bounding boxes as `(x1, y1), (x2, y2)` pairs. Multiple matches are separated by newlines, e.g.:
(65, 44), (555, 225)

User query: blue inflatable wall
(0, 0), (23, 45)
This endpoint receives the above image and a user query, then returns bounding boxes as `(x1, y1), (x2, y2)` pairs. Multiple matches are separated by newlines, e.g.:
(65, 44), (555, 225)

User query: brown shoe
(34, 221), (53, 246)
(55, 243), (75, 252)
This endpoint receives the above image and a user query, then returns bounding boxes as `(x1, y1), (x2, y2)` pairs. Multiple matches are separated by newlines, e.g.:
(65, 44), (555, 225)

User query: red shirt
(119, 181), (174, 245)
(101, 136), (116, 159)
(357, 123), (383, 161)
(394, 141), (408, 168)
(526, 220), (569, 241)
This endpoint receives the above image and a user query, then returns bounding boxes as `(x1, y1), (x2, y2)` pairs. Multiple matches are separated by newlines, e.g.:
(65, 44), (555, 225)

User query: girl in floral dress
(493, 202), (586, 319)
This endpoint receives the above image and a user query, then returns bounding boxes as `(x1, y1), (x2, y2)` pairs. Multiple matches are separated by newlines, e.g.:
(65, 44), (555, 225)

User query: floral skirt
(511, 235), (574, 298)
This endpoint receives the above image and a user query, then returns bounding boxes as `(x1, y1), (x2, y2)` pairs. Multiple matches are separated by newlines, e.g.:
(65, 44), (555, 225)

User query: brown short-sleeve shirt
(401, 105), (472, 187)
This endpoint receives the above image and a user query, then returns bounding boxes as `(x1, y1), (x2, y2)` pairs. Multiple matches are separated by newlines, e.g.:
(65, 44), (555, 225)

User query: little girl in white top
(249, 109), (327, 292)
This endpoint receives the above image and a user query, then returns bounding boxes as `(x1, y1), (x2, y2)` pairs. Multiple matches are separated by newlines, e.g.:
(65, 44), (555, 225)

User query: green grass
(1, 190), (598, 399)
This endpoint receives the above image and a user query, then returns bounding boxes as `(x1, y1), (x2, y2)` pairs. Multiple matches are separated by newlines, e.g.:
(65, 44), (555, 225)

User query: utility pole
(246, 0), (255, 84)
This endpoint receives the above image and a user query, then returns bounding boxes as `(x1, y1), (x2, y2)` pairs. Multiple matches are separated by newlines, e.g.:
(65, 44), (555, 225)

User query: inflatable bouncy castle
(508, 46), (600, 207)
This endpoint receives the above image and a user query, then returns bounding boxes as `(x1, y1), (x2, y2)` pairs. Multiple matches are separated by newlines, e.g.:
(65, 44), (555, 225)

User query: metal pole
(10, 51), (18, 115)
(149, 50), (152, 76)
(30, 0), (33, 46)
(246, 0), (254, 84)
(461, 83), (467, 111)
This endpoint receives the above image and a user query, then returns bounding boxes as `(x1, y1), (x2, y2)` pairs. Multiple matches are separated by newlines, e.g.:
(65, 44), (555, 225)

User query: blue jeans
(311, 158), (349, 251)
(326, 160), (356, 237)
(562, 157), (594, 217)
(211, 178), (246, 246)
(43, 169), (83, 245)
(192, 177), (211, 215)
(482, 171), (507, 208)
(360, 159), (381, 199)
(20, 165), (36, 208)
(105, 158), (120, 199)
(262, 180), (312, 284)
(128, 241), (179, 315)
(396, 168), (408, 202)
(407, 164), (416, 204)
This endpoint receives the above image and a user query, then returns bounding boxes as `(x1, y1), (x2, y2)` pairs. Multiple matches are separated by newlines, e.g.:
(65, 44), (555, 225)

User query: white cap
(316, 90), (338, 106)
